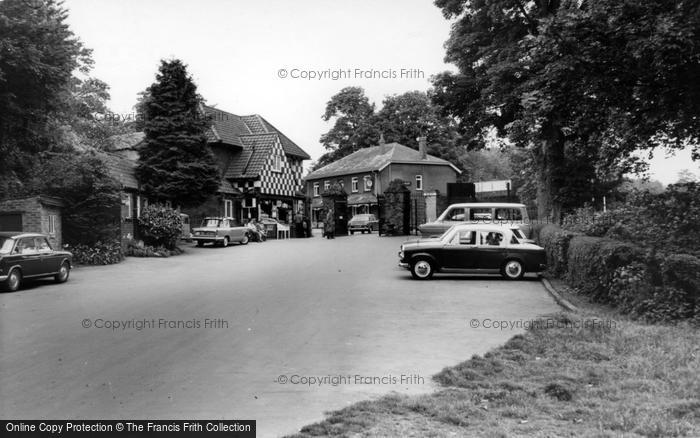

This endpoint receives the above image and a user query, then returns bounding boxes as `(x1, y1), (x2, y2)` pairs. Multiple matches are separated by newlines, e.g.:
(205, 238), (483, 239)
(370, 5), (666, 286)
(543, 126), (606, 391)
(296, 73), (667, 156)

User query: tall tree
(432, 0), (700, 221)
(135, 59), (220, 208)
(316, 87), (379, 168)
(0, 0), (92, 196)
(378, 91), (463, 165)
(316, 87), (463, 169)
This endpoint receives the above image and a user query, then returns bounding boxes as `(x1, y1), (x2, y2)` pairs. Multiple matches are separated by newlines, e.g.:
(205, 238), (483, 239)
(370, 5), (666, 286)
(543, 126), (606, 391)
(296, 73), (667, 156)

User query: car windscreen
(0, 237), (13, 254)
(203, 219), (221, 227)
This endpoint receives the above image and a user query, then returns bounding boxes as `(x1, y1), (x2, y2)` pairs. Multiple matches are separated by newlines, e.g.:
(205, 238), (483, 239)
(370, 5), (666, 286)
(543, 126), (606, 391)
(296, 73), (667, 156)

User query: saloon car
(0, 232), (72, 292)
(418, 203), (531, 238)
(191, 217), (250, 247)
(398, 224), (546, 280)
(348, 214), (379, 234)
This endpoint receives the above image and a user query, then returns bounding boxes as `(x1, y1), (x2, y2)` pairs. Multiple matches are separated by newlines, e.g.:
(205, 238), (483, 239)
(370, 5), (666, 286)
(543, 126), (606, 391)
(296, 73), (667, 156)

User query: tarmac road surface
(0, 233), (559, 437)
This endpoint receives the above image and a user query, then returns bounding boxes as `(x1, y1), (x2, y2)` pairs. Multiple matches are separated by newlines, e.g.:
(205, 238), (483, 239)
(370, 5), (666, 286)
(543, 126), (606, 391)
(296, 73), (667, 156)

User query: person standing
(294, 210), (304, 238)
(324, 207), (335, 239)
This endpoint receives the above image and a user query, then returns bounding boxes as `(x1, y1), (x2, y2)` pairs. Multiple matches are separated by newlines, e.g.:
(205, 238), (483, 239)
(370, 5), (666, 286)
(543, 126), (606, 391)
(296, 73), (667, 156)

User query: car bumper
(0, 275), (7, 281)
(192, 236), (224, 241)
(398, 262), (409, 269)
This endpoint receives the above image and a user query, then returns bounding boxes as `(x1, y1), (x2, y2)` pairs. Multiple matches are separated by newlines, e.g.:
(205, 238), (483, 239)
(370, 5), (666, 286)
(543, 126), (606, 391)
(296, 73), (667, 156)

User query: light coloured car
(418, 203), (531, 237)
(398, 224), (546, 280)
(191, 217), (249, 247)
(348, 214), (378, 234)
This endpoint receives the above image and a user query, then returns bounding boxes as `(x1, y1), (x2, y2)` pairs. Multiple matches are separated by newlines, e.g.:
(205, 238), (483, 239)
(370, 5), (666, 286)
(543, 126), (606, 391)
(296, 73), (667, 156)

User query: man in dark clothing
(294, 210), (304, 238)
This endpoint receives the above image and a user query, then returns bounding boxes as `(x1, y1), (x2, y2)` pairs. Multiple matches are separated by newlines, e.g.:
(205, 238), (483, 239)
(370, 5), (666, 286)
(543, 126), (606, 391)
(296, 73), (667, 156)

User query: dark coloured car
(348, 214), (378, 234)
(0, 232), (73, 291)
(398, 224), (546, 280)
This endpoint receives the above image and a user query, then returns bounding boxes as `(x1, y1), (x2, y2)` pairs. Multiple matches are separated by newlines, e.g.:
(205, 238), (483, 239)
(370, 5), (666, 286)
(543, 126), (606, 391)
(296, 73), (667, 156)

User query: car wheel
(3, 268), (21, 292)
(410, 259), (434, 280)
(241, 233), (249, 245)
(54, 262), (70, 283)
(196, 241), (204, 247)
(501, 259), (524, 280)
(350, 230), (354, 235)
(222, 237), (229, 247)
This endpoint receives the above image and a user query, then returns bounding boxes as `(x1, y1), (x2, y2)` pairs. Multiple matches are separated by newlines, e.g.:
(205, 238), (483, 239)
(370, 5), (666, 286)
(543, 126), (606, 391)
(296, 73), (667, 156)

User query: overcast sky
(63, 0), (698, 184)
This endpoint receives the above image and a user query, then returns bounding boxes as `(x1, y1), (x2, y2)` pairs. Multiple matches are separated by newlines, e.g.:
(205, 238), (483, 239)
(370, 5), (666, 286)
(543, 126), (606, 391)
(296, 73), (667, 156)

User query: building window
(351, 177), (358, 193)
(224, 199), (233, 217)
(313, 182), (319, 197)
(123, 194), (132, 219)
(415, 175), (423, 191)
(272, 155), (282, 172)
(324, 180), (330, 191)
(48, 215), (56, 235)
(364, 175), (373, 191)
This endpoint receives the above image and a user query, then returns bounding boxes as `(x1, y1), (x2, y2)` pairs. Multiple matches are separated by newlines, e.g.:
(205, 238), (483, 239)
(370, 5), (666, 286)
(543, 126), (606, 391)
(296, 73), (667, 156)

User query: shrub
(566, 235), (646, 301)
(538, 224), (579, 277)
(67, 240), (124, 265)
(137, 205), (182, 249)
(124, 239), (183, 258)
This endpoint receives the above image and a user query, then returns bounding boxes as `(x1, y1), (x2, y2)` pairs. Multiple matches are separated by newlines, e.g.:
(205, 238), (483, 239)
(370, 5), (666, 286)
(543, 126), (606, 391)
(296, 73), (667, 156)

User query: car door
(15, 237), (42, 276)
(436, 230), (478, 269)
(36, 237), (60, 273)
(475, 231), (507, 269)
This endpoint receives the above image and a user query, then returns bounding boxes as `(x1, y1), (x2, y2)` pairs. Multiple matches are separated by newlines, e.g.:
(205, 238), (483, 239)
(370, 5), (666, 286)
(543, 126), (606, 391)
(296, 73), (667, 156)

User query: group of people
(244, 211), (312, 241)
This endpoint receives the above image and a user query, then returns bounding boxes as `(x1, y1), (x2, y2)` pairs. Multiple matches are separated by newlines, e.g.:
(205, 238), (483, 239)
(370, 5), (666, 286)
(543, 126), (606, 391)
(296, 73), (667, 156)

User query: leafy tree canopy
(316, 87), (463, 169)
(432, 0), (700, 220)
(135, 59), (220, 208)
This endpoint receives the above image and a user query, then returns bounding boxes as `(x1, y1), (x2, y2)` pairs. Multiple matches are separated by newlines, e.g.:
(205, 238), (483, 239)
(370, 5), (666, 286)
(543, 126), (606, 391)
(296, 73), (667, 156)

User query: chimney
(418, 136), (427, 159)
(378, 132), (386, 153)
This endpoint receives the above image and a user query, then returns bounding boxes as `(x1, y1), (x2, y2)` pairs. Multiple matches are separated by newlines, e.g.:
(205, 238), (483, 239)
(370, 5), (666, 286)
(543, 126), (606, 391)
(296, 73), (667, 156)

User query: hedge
(67, 240), (124, 265)
(538, 225), (699, 322)
(538, 224), (579, 277)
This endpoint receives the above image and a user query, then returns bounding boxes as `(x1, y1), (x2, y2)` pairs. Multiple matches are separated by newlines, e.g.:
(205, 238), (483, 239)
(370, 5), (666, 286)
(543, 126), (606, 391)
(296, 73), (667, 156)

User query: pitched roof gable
(305, 143), (460, 180)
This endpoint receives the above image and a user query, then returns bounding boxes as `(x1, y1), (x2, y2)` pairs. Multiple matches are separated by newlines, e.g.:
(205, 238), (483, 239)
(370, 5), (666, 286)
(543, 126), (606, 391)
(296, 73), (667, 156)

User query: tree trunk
(535, 132), (564, 224)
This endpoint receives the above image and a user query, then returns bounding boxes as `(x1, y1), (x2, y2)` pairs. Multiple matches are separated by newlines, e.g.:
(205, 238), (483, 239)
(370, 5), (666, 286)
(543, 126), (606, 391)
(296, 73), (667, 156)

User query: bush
(67, 240), (124, 265)
(566, 235), (646, 301)
(124, 239), (183, 258)
(138, 205), (182, 249)
(538, 224), (579, 277)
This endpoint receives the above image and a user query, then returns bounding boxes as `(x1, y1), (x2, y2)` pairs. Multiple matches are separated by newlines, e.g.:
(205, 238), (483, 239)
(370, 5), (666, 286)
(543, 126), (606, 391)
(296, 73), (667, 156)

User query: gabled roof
(306, 143), (461, 180)
(204, 105), (310, 160)
(106, 132), (145, 151)
(224, 133), (278, 179)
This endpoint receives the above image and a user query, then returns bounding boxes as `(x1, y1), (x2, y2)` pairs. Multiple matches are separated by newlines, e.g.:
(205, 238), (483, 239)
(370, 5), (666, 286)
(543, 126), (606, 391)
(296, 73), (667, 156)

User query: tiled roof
(306, 143), (460, 180)
(102, 152), (139, 189)
(204, 105), (310, 159)
(224, 134), (278, 179)
(107, 132), (145, 151)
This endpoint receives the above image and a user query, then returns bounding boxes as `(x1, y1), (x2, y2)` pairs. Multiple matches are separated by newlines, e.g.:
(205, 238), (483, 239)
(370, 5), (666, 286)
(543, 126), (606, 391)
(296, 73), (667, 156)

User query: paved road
(0, 233), (559, 437)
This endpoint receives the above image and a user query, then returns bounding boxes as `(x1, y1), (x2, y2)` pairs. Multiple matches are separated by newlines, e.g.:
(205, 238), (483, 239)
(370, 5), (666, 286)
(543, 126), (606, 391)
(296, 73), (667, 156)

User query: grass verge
(286, 286), (700, 437)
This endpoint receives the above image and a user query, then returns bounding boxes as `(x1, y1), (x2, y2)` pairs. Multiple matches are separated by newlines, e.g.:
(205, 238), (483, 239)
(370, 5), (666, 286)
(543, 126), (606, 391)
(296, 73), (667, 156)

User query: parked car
(418, 203), (531, 237)
(348, 214), (378, 234)
(191, 217), (250, 247)
(0, 232), (72, 292)
(398, 224), (546, 280)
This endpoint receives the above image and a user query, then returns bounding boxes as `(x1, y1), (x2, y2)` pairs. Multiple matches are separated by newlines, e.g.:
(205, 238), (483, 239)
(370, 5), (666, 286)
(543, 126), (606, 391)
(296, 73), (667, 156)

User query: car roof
(445, 203), (526, 208)
(0, 232), (48, 239)
(450, 224), (518, 232)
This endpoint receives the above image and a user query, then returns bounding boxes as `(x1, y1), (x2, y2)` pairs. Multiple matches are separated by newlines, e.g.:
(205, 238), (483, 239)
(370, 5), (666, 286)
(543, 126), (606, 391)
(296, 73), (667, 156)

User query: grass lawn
(286, 282), (700, 437)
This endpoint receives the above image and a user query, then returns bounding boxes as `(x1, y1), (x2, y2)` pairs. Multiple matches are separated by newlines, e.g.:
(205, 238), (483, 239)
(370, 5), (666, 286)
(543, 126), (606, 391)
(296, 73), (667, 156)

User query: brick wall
(0, 197), (63, 248)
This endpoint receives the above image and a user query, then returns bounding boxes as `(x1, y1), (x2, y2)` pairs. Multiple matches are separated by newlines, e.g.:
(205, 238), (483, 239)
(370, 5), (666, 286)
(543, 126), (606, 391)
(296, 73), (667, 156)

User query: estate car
(0, 232), (72, 291)
(398, 224), (546, 280)
(418, 203), (531, 238)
